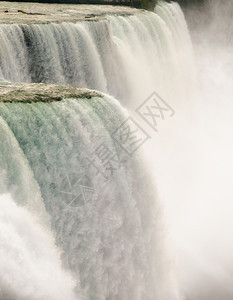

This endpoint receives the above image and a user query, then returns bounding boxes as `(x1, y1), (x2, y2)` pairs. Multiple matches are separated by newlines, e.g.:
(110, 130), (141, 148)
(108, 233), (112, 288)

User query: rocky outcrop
(0, 82), (102, 102)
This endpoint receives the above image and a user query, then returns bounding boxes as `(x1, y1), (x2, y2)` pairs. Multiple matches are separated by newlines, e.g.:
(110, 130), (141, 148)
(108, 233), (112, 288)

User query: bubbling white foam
(0, 193), (77, 300)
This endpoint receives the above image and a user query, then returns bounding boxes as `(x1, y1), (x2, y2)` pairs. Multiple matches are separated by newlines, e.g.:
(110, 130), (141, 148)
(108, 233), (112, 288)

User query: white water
(0, 2), (193, 106)
(0, 1), (198, 299)
(0, 92), (181, 299)
(0, 194), (76, 300)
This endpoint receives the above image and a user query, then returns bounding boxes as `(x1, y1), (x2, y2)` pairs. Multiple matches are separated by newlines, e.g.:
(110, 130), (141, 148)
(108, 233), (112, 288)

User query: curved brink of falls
(0, 2), (193, 108)
(0, 83), (178, 299)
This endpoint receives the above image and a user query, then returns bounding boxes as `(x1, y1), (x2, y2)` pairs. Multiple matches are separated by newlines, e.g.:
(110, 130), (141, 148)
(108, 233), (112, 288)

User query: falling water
(0, 83), (180, 299)
(0, 2), (193, 106)
(0, 1), (195, 299)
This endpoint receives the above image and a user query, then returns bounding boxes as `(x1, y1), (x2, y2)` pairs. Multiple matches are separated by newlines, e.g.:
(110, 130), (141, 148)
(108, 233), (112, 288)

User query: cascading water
(0, 2), (193, 106)
(0, 83), (180, 299)
(0, 1), (194, 299)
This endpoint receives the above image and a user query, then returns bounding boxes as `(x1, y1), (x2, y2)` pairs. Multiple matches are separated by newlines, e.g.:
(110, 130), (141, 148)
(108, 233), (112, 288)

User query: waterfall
(0, 83), (181, 299)
(0, 1), (193, 299)
(0, 2), (193, 107)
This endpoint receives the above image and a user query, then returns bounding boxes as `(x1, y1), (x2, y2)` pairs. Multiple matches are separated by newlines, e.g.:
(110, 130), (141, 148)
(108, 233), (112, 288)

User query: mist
(173, 1), (233, 299)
